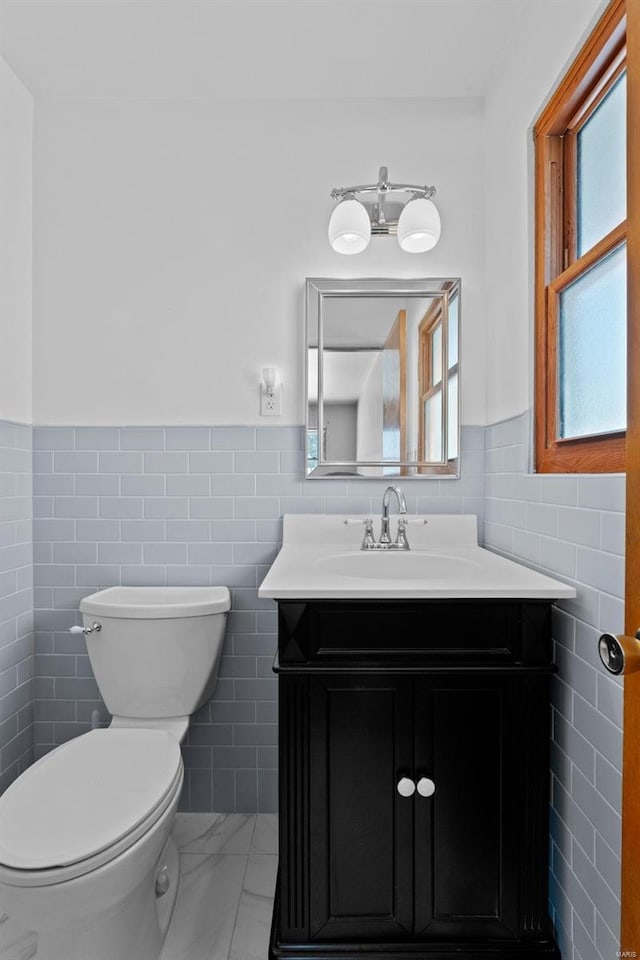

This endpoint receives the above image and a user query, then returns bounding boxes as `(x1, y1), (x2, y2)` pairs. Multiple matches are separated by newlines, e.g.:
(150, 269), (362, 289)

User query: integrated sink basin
(258, 514), (577, 600)
(314, 551), (483, 581)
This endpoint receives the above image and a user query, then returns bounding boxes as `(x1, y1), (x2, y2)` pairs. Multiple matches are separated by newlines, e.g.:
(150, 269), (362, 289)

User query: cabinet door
(413, 676), (520, 939)
(309, 675), (414, 941)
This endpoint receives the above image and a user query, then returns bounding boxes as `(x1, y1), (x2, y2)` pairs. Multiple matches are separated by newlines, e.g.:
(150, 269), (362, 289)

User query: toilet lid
(0, 728), (182, 870)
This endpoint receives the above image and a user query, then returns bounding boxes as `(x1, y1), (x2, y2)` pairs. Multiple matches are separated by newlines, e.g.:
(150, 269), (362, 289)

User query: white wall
(32, 97), (486, 426)
(0, 58), (32, 424)
(356, 352), (383, 462)
(483, 0), (603, 425)
(2, 2), (612, 431)
(324, 403), (357, 462)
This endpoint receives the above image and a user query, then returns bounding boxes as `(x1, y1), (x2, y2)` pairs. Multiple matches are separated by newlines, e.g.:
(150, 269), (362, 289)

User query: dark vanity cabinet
(271, 600), (561, 960)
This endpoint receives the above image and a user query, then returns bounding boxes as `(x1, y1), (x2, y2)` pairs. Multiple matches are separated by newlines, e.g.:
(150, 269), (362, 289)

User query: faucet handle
(343, 518), (376, 550)
(362, 519), (376, 549)
(395, 517), (410, 550)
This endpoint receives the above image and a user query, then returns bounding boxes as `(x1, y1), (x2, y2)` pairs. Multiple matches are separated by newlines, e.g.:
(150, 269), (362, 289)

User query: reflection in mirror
(305, 278), (460, 479)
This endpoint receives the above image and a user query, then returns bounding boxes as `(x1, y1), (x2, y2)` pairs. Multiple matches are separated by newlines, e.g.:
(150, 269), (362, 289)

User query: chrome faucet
(380, 485), (407, 544)
(344, 485), (416, 550)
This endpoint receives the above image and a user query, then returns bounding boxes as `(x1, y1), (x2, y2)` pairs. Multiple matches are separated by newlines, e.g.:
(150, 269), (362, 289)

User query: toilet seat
(0, 728), (182, 886)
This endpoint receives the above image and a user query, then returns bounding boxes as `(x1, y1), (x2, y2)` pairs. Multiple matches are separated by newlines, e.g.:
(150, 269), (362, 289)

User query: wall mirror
(305, 278), (460, 479)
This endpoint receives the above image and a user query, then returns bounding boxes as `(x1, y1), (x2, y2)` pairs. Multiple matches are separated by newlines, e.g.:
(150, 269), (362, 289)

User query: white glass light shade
(262, 367), (277, 392)
(397, 197), (441, 253)
(328, 199), (371, 255)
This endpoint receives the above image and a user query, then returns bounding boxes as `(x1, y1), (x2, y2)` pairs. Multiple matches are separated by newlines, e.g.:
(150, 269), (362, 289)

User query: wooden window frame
(534, 0), (627, 473)
(418, 301), (443, 463)
(418, 299), (459, 464)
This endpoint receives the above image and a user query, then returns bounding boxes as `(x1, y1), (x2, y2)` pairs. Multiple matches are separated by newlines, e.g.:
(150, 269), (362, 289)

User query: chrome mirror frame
(304, 277), (461, 480)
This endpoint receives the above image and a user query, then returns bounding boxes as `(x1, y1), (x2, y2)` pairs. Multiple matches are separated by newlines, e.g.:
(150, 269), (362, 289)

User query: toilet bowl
(0, 586), (230, 960)
(0, 729), (183, 960)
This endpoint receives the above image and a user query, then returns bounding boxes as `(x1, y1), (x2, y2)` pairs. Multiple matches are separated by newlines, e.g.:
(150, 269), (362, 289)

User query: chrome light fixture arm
(330, 183), (436, 200)
(328, 165), (441, 253)
(330, 165), (436, 204)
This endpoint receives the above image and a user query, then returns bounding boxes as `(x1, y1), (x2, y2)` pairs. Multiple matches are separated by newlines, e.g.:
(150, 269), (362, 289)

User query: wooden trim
(567, 49), (627, 132)
(622, 0), (640, 950)
(545, 276), (560, 456)
(541, 218), (625, 471)
(418, 301), (443, 462)
(537, 433), (626, 474)
(534, 135), (563, 462)
(419, 299), (442, 340)
(564, 130), (578, 266)
(422, 384), (442, 404)
(534, 1), (627, 474)
(535, 134), (564, 288)
(535, 0), (626, 136)
(417, 293), (459, 467)
(382, 310), (407, 463)
(398, 313), (407, 463)
(548, 219), (627, 296)
(538, 223), (627, 473)
(565, 54), (626, 266)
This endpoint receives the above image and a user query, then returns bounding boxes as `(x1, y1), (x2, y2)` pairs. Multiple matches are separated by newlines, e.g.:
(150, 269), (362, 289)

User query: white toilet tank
(79, 586), (230, 720)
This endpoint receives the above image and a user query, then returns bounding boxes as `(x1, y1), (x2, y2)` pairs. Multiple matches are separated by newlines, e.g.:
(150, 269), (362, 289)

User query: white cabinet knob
(396, 777), (416, 798)
(417, 777), (436, 797)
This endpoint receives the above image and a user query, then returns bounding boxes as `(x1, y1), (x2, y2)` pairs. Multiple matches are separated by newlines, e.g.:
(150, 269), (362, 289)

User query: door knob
(417, 777), (436, 797)
(598, 631), (640, 675)
(396, 777), (416, 797)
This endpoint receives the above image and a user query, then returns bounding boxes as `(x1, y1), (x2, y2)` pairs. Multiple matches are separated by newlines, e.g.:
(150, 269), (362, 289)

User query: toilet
(0, 585), (230, 960)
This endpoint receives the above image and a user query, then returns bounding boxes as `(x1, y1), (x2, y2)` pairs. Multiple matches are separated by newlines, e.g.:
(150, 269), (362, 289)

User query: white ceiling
(322, 297), (428, 350)
(0, 0), (593, 100)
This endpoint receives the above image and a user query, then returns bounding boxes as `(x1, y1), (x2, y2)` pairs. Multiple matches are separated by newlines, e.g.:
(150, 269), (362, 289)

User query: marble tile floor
(0, 814), (278, 960)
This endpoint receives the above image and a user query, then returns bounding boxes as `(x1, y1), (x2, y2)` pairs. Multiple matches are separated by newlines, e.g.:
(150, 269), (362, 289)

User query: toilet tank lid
(79, 585), (230, 618)
(0, 729), (182, 870)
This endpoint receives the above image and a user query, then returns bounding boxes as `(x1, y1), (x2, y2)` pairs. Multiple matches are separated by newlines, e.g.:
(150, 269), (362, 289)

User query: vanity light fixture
(328, 166), (441, 254)
(262, 367), (277, 398)
(260, 366), (281, 416)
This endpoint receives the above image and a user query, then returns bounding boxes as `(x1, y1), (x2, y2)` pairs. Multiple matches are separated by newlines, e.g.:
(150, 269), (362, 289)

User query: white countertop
(257, 514), (577, 601)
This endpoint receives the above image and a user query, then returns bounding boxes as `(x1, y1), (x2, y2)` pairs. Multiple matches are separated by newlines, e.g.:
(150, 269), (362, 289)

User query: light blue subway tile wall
(484, 412), (623, 960)
(31, 425), (484, 813)
(0, 421), (34, 794)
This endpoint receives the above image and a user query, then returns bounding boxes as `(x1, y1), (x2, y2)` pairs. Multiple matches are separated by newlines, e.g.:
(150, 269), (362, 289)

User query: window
(534, 0), (626, 473)
(418, 290), (459, 463)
